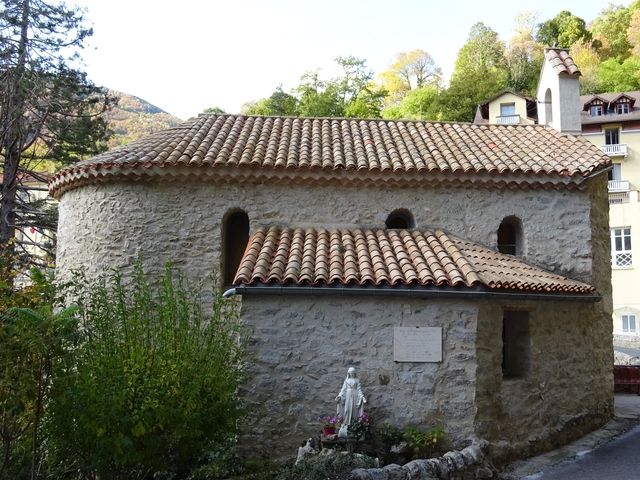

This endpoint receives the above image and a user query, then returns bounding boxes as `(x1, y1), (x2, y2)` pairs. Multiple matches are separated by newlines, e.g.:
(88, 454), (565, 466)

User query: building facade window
(497, 216), (523, 255)
(608, 163), (622, 182)
(616, 103), (630, 114)
(622, 314), (637, 334)
(502, 310), (530, 379)
(611, 227), (632, 267)
(590, 105), (603, 116)
(605, 128), (620, 145)
(500, 103), (516, 116)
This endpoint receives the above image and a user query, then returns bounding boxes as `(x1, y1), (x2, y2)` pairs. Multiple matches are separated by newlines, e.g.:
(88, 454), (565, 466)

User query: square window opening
(605, 128), (620, 145)
(611, 228), (632, 267)
(622, 314), (637, 334)
(500, 103), (516, 117)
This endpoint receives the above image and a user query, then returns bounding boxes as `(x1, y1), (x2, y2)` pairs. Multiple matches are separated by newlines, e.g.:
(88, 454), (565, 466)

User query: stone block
(381, 464), (408, 480)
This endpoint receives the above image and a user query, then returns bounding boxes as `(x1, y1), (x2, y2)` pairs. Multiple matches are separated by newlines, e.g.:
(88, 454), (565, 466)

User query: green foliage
(403, 426), (444, 460)
(202, 106), (226, 114)
(378, 50), (442, 105)
(596, 57), (640, 92)
(0, 0), (116, 269)
(0, 267), (76, 479)
(45, 264), (246, 479)
(536, 10), (592, 48)
(242, 57), (386, 119)
(439, 68), (507, 122)
(591, 4), (633, 61)
(244, 86), (297, 116)
(441, 22), (508, 122)
(275, 453), (377, 480)
(506, 12), (544, 95)
(382, 85), (440, 120)
(453, 23), (507, 75)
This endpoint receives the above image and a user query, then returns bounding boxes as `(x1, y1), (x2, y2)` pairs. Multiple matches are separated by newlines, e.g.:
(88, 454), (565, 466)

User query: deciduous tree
(379, 50), (441, 104)
(591, 4), (632, 61)
(536, 10), (592, 48)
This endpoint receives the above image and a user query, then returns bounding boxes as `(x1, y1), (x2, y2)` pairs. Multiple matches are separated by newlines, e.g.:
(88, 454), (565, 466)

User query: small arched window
(497, 216), (523, 255)
(385, 209), (416, 230)
(222, 209), (249, 286)
(544, 88), (553, 125)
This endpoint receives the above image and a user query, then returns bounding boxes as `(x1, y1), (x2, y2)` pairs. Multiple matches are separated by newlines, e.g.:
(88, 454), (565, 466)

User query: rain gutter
(227, 284), (600, 303)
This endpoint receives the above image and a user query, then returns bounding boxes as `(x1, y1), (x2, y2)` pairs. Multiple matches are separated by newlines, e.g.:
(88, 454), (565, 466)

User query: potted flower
(347, 412), (371, 440)
(318, 414), (342, 437)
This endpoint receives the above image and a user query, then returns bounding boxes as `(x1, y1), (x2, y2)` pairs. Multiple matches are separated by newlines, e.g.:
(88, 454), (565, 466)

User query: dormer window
(590, 105), (603, 116)
(616, 103), (629, 114)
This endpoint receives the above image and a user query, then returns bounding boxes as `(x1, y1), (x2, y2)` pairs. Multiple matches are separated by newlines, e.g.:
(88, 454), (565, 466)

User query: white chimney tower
(536, 48), (582, 136)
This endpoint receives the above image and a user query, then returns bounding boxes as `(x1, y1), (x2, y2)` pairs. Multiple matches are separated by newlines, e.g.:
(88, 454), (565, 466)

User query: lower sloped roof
(233, 227), (596, 297)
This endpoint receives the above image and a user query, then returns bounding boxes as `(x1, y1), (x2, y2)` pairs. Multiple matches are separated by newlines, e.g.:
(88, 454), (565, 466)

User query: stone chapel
(51, 49), (614, 461)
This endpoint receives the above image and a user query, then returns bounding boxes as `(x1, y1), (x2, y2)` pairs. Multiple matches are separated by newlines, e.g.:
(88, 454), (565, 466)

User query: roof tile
(50, 114), (610, 198)
(234, 227), (595, 295)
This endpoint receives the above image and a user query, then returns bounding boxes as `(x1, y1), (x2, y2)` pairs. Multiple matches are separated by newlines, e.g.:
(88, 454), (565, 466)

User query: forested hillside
(240, 1), (640, 122)
(105, 92), (182, 147)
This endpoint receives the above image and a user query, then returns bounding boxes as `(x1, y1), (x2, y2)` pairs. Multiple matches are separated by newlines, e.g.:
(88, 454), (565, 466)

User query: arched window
(544, 88), (553, 125)
(497, 216), (523, 255)
(385, 209), (416, 229)
(222, 209), (249, 286)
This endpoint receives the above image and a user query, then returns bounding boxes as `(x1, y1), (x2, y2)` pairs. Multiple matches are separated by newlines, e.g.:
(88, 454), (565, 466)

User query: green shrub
(44, 264), (246, 479)
(0, 267), (75, 480)
(403, 426), (445, 460)
(275, 453), (377, 480)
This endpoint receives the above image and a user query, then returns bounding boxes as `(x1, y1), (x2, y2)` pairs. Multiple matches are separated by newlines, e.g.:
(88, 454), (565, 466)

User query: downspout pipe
(223, 288), (237, 298)
(230, 284), (601, 303)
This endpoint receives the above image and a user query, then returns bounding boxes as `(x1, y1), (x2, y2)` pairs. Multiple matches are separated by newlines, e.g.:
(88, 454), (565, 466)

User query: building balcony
(609, 180), (630, 192)
(600, 144), (628, 157)
(495, 115), (520, 125)
(609, 192), (630, 204)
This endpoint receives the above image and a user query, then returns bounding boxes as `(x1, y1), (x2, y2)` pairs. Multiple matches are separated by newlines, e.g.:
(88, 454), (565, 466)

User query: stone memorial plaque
(393, 326), (442, 362)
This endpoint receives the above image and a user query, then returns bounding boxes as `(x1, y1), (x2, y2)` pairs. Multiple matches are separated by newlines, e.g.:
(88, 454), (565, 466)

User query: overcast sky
(72, 0), (611, 120)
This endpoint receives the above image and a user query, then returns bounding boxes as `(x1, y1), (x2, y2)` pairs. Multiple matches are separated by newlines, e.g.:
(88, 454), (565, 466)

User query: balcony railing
(609, 192), (630, 204)
(608, 180), (630, 192)
(496, 114), (520, 125)
(601, 144), (628, 157)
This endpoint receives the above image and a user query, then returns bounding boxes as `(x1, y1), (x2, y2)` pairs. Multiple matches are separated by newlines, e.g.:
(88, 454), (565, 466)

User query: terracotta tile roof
(50, 114), (609, 198)
(234, 227), (595, 295)
(545, 48), (581, 77)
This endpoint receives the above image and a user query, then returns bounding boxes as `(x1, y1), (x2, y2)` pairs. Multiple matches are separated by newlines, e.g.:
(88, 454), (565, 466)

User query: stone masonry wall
(474, 299), (613, 464)
(239, 295), (479, 459)
(56, 179), (594, 286)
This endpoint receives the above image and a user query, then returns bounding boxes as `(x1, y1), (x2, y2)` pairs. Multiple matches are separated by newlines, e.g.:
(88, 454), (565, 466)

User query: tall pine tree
(0, 0), (116, 277)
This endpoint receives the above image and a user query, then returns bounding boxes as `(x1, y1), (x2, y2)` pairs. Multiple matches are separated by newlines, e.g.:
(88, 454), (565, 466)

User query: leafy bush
(403, 426), (445, 460)
(0, 267), (75, 480)
(275, 453), (377, 480)
(45, 264), (246, 479)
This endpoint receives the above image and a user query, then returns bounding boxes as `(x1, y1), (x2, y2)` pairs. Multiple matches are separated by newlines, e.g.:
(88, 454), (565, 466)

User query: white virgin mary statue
(335, 367), (366, 437)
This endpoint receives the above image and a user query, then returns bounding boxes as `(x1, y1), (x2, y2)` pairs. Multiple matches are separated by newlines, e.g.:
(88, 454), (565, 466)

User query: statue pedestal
(320, 436), (364, 454)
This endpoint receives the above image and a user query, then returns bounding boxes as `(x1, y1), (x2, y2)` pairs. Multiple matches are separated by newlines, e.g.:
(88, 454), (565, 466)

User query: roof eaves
(48, 162), (598, 200)
(232, 283), (601, 302)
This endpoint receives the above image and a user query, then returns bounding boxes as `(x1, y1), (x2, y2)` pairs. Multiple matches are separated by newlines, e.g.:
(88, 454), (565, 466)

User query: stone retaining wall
(349, 439), (495, 480)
